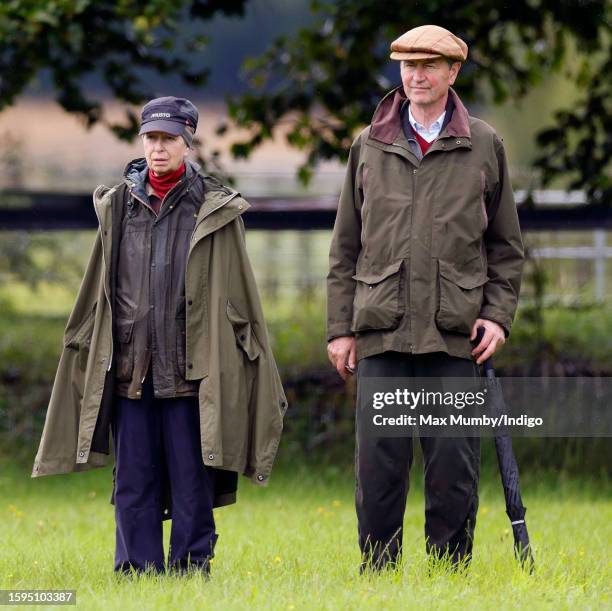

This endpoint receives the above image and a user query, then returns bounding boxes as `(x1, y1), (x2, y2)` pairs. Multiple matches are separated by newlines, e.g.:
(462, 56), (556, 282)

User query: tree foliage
(0, 0), (247, 173)
(0, 1), (609, 201)
(227, 0), (611, 202)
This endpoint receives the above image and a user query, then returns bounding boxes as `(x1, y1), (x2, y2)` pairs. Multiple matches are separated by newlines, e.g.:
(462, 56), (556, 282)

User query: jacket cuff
(327, 322), (354, 342)
(478, 307), (512, 338)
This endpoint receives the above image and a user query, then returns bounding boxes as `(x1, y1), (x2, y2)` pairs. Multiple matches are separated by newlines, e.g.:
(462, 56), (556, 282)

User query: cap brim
(390, 51), (449, 61)
(138, 120), (185, 137)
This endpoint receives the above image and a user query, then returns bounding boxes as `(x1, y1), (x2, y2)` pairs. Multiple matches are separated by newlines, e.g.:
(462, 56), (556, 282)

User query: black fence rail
(0, 189), (610, 231)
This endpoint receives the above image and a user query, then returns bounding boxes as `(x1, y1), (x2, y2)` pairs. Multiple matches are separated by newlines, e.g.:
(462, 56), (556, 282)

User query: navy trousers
(111, 369), (217, 574)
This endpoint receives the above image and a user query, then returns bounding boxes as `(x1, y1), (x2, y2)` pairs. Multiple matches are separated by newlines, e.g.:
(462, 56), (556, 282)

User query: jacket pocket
(226, 299), (261, 361)
(435, 260), (487, 335)
(351, 259), (404, 332)
(64, 304), (97, 371)
(115, 318), (135, 382)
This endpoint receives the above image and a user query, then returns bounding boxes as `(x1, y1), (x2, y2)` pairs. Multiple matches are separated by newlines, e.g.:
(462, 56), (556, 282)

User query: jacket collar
(93, 163), (248, 240)
(369, 86), (470, 145)
(122, 157), (200, 202)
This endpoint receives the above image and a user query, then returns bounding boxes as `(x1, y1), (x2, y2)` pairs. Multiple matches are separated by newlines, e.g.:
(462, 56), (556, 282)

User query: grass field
(1, 456), (610, 610)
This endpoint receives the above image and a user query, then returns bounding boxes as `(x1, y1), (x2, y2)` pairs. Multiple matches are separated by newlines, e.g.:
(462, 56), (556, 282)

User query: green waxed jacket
(32, 177), (287, 511)
(327, 86), (525, 361)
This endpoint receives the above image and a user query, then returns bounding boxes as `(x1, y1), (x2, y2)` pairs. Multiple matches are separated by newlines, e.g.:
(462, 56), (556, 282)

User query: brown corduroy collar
(369, 86), (470, 145)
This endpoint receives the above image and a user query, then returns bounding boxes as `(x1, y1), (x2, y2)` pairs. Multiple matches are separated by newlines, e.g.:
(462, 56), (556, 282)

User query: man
(327, 25), (524, 571)
(32, 96), (287, 576)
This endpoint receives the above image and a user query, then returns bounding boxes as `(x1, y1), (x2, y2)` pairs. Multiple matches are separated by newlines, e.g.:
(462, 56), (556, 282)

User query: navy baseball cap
(139, 96), (198, 146)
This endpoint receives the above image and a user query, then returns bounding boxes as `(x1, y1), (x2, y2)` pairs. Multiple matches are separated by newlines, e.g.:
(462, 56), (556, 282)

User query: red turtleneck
(148, 163), (185, 201)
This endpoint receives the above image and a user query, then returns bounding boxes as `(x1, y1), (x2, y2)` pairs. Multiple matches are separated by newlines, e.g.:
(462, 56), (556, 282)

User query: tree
(0, 0), (248, 174)
(0, 0), (252, 291)
(226, 0), (611, 203)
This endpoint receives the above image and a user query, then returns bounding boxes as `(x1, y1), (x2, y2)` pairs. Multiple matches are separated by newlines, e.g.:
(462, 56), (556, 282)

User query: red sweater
(414, 131), (433, 155)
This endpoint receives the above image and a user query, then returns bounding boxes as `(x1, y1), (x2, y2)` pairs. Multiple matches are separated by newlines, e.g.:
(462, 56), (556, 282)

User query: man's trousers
(355, 351), (481, 571)
(111, 369), (217, 574)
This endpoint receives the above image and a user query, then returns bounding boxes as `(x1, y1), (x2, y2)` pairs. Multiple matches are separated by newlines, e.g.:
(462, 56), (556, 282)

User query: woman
(32, 96), (287, 576)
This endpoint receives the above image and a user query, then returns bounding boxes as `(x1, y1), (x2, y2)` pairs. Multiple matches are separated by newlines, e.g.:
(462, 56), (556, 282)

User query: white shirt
(408, 105), (446, 143)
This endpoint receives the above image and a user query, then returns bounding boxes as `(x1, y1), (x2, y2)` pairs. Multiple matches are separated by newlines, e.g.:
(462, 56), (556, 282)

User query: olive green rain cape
(32, 171), (287, 516)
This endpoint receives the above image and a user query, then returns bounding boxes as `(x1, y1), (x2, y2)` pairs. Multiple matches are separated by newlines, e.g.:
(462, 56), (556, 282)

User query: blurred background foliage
(227, 0), (611, 200)
(0, 0), (610, 197)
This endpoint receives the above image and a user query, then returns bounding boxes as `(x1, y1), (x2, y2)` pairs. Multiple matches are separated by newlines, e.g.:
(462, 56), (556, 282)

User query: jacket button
(188, 363), (193, 369)
(208, 454), (214, 460)
(456, 140), (461, 144)
(413, 169), (417, 174)
(79, 451), (84, 457)
(257, 474), (264, 482)
(240, 335), (246, 341)
(164, 509), (169, 515)
(187, 299), (193, 306)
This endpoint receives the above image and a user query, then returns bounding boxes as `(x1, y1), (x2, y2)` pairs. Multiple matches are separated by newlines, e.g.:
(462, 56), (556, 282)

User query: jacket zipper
(93, 194), (113, 372)
(408, 164), (417, 353)
(190, 191), (239, 243)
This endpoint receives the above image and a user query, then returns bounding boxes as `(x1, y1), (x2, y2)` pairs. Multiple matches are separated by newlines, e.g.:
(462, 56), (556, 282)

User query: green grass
(1, 457), (610, 610)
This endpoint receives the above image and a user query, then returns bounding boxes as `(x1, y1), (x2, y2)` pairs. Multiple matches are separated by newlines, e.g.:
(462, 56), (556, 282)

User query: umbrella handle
(473, 325), (494, 376)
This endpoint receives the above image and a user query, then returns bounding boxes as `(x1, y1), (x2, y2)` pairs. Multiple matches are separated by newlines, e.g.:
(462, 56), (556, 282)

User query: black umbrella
(474, 326), (535, 572)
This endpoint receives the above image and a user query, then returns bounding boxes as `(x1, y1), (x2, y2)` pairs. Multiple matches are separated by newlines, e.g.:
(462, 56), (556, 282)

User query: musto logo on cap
(150, 112), (171, 118)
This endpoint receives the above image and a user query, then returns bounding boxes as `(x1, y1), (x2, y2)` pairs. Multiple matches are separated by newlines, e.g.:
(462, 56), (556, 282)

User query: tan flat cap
(390, 25), (468, 62)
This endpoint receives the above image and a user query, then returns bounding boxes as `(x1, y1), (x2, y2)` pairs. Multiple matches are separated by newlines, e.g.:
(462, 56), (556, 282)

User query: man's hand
(327, 336), (356, 381)
(470, 319), (506, 364)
